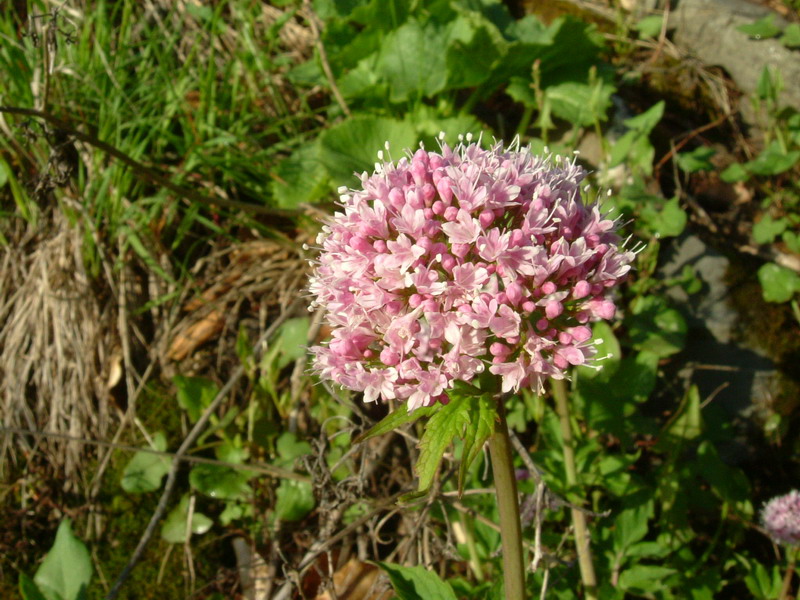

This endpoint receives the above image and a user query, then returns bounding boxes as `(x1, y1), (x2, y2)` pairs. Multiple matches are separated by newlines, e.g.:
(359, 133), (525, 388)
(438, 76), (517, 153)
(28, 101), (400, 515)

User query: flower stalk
(488, 397), (526, 600)
(551, 378), (598, 600)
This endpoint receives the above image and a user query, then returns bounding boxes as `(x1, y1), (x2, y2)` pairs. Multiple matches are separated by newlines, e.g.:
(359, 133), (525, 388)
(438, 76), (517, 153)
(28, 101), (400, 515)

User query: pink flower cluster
(308, 135), (634, 411)
(761, 490), (800, 545)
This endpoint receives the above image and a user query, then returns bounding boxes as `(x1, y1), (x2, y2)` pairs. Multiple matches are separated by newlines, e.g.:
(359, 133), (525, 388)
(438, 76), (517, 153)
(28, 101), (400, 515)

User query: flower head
(761, 490), (800, 545)
(308, 134), (635, 410)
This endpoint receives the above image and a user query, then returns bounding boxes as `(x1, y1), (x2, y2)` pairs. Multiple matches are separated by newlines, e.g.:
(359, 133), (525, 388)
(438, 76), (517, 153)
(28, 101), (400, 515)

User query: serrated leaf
(33, 519), (92, 600)
(374, 562), (458, 600)
(545, 79), (614, 127)
(318, 117), (419, 187)
(354, 403), (437, 444)
(120, 431), (171, 493)
(758, 263), (800, 303)
(736, 14), (781, 39)
(270, 143), (330, 208)
(619, 565), (677, 594)
(161, 495), (213, 544)
(416, 395), (472, 492)
(458, 394), (497, 494)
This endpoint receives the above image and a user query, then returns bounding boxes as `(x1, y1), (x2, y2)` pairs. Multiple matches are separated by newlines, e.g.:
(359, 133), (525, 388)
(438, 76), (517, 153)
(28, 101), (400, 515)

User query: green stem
(551, 378), (598, 600)
(488, 397), (526, 600)
(779, 546), (797, 600)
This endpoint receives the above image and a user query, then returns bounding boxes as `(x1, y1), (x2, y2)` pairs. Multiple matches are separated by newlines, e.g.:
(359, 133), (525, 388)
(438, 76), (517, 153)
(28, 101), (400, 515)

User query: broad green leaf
(639, 196), (687, 238)
(274, 479), (315, 521)
(219, 501), (251, 526)
(752, 214), (788, 244)
(696, 440), (751, 510)
(758, 263), (800, 303)
(161, 495), (213, 544)
(376, 18), (448, 102)
(608, 103), (663, 174)
(458, 393), (497, 493)
(545, 79), (614, 127)
(720, 162), (749, 183)
(745, 562), (783, 600)
(269, 143), (330, 208)
(736, 14), (781, 39)
(677, 146), (716, 173)
(783, 230), (800, 254)
(354, 404), (437, 444)
(624, 101), (665, 134)
(374, 562), (458, 600)
(613, 500), (653, 556)
(174, 375), (219, 422)
(445, 14), (506, 90)
(318, 117), (419, 187)
(636, 15), (663, 38)
(663, 384), (703, 442)
(120, 431), (171, 493)
(19, 574), (47, 600)
(33, 519), (92, 600)
(626, 295), (687, 357)
(745, 141), (800, 176)
(273, 317), (310, 370)
(189, 463), (253, 501)
(576, 321), (621, 380)
(275, 431), (313, 467)
(781, 23), (800, 48)
(416, 395), (472, 491)
(618, 565), (677, 595)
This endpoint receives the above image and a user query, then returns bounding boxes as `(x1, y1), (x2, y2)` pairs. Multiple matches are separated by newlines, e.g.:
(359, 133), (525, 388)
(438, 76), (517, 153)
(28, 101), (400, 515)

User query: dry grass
(0, 209), (117, 487)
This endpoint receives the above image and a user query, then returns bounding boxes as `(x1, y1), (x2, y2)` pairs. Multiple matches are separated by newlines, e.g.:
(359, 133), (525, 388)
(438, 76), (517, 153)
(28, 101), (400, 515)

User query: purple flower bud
(761, 490), (800, 545)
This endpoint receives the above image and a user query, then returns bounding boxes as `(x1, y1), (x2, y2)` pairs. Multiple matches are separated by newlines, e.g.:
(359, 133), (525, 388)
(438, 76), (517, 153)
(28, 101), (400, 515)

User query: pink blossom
(308, 136), (634, 409)
(761, 490), (800, 545)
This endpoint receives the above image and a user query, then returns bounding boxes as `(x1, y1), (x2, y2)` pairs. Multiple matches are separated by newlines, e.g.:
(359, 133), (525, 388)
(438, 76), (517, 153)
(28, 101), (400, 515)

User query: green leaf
(545, 79), (615, 127)
(189, 463), (253, 501)
(677, 146), (716, 173)
(274, 479), (316, 522)
(174, 376), (219, 422)
(781, 23), (800, 48)
(416, 395), (472, 492)
(374, 562), (458, 600)
(576, 321), (621, 380)
(444, 14), (507, 91)
(274, 431), (313, 467)
(354, 404), (437, 444)
(613, 500), (653, 556)
(753, 214), (788, 244)
(720, 162), (749, 183)
(745, 141), (800, 176)
(33, 519), (92, 600)
(636, 15), (663, 38)
(376, 18), (448, 102)
(608, 102), (664, 174)
(161, 495), (214, 544)
(618, 565), (677, 594)
(19, 574), (48, 600)
(745, 562), (784, 599)
(626, 295), (687, 357)
(758, 262), (800, 303)
(696, 440), (751, 507)
(736, 14), (781, 39)
(120, 431), (171, 493)
(273, 317), (310, 370)
(639, 196), (687, 238)
(624, 100), (665, 133)
(756, 66), (780, 101)
(783, 230), (800, 254)
(318, 117), (419, 187)
(663, 384), (703, 442)
(458, 393), (496, 494)
(270, 142), (330, 208)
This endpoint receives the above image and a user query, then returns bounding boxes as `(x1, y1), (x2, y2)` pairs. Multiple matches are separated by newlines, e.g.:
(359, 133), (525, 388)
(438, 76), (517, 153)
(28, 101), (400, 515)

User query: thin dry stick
(104, 297), (304, 600)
